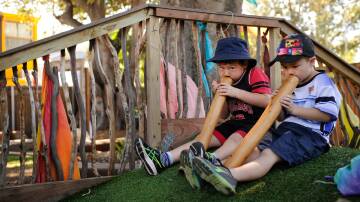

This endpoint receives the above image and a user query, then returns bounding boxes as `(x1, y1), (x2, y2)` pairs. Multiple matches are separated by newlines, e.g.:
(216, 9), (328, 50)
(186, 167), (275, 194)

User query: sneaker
(193, 157), (237, 195)
(204, 152), (222, 166)
(190, 141), (221, 166)
(179, 142), (205, 173)
(135, 138), (164, 175)
(179, 150), (203, 189)
(189, 141), (205, 157)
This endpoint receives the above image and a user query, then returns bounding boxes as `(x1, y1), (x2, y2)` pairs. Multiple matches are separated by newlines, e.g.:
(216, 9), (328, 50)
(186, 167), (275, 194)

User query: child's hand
(279, 95), (299, 115)
(271, 90), (279, 97)
(212, 80), (220, 93)
(217, 83), (239, 98)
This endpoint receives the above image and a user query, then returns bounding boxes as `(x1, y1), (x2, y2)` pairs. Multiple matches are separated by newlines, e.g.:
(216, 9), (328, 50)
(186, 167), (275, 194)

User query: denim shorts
(267, 122), (329, 166)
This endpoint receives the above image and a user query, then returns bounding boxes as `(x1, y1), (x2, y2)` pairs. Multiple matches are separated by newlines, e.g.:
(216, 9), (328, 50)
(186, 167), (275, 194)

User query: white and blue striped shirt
(283, 72), (342, 143)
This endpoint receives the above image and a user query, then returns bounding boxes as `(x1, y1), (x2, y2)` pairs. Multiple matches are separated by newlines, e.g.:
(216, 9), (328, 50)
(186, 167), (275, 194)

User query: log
(0, 176), (114, 202)
(180, 20), (188, 118)
(225, 76), (299, 168)
(45, 63), (64, 181)
(161, 118), (204, 150)
(88, 43), (100, 177)
(195, 76), (233, 149)
(0, 70), (10, 186)
(68, 46), (87, 178)
(22, 63), (38, 183)
(192, 22), (203, 118)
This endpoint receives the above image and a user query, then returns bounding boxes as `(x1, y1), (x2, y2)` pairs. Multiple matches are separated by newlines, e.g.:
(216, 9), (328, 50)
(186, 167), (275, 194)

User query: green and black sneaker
(179, 150), (203, 189)
(193, 156), (237, 195)
(135, 138), (164, 175)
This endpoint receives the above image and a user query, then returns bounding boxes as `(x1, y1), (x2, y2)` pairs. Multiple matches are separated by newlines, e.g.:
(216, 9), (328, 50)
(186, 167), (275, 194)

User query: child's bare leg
(213, 132), (243, 160)
(214, 132), (261, 162)
(230, 149), (281, 182)
(168, 136), (221, 163)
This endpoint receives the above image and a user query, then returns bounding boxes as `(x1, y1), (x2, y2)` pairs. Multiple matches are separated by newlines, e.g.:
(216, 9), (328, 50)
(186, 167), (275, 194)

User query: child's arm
(280, 95), (331, 122)
(216, 83), (270, 108)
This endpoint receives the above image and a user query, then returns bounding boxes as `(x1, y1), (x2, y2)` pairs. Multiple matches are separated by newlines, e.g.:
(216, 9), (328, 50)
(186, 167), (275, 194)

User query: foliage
(64, 147), (360, 202)
(248, 0), (360, 63)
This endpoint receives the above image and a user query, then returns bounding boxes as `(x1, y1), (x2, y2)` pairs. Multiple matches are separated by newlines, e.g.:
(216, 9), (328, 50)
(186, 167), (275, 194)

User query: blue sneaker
(193, 157), (237, 195)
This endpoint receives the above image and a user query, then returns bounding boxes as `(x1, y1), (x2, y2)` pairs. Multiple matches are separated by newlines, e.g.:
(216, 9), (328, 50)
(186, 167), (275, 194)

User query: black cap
(268, 34), (315, 66)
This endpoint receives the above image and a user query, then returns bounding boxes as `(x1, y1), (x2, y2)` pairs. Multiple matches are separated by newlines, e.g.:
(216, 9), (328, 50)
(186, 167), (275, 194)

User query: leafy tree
(248, 0), (360, 62)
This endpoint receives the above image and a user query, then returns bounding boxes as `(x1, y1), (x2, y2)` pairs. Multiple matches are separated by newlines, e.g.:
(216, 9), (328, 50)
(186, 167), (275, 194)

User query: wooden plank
(0, 8), (151, 70)
(0, 16), (3, 52)
(161, 118), (204, 149)
(0, 176), (114, 202)
(145, 16), (161, 147)
(269, 28), (282, 90)
(154, 7), (281, 28)
(279, 20), (360, 85)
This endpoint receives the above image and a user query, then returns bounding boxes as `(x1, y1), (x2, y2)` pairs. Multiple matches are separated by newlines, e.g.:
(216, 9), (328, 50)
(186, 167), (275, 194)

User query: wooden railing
(0, 4), (359, 187)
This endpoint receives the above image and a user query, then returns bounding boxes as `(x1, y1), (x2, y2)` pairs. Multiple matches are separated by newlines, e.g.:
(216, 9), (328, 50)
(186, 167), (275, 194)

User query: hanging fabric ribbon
(262, 29), (270, 78)
(197, 21), (215, 99)
(36, 55), (80, 182)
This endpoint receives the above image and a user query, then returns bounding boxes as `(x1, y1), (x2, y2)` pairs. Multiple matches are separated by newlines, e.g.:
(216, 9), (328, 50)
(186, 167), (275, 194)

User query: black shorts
(268, 122), (329, 166)
(213, 119), (253, 144)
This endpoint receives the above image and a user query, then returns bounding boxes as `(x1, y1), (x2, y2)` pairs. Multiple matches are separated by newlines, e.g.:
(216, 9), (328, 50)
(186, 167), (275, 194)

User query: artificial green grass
(64, 147), (359, 202)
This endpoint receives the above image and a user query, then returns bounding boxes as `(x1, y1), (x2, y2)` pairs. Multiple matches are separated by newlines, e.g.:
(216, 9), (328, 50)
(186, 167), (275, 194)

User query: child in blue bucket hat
(135, 37), (272, 189)
(192, 33), (342, 195)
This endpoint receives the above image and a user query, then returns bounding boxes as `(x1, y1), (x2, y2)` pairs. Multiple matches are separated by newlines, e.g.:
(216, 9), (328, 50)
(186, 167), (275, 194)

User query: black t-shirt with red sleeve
(213, 67), (271, 144)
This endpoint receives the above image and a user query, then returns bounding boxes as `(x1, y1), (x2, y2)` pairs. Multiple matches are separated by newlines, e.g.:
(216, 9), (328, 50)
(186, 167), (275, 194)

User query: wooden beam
(154, 7), (281, 27)
(279, 20), (360, 86)
(0, 176), (114, 202)
(145, 16), (161, 147)
(269, 28), (282, 90)
(0, 8), (152, 70)
(161, 118), (204, 149)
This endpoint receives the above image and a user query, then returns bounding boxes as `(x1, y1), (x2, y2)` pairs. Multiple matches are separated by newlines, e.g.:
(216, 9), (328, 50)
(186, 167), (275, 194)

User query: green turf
(64, 147), (360, 202)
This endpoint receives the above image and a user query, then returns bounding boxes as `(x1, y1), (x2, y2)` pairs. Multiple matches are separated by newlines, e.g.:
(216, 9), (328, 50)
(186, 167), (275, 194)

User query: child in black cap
(192, 33), (342, 195)
(135, 37), (272, 189)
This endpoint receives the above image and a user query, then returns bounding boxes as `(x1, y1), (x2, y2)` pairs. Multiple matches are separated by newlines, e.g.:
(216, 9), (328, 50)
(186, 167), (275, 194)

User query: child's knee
(227, 132), (244, 143)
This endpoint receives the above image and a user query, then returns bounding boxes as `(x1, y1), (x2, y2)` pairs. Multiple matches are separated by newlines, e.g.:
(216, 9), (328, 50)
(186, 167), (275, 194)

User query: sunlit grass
(64, 147), (360, 202)
(6, 155), (33, 169)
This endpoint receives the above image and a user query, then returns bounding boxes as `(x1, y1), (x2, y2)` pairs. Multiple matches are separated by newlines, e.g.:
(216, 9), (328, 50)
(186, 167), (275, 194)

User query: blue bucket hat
(207, 37), (257, 68)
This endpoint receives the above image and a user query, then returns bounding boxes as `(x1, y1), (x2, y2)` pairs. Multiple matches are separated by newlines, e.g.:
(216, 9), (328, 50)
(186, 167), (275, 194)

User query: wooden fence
(0, 4), (359, 189)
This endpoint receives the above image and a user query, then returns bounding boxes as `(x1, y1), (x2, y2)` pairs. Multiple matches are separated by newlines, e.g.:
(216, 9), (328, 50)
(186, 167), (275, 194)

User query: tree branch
(55, 0), (83, 27)
(75, 0), (105, 21)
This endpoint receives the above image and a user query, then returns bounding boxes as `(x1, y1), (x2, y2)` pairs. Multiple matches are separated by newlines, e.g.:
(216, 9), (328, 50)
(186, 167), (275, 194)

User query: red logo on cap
(285, 39), (301, 48)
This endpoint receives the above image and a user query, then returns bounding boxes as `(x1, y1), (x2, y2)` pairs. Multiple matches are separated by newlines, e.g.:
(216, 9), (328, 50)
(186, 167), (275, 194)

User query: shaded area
(64, 147), (360, 202)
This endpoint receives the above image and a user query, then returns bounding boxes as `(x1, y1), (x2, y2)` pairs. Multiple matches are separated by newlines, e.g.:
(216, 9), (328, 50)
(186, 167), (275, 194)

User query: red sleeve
(248, 67), (271, 94)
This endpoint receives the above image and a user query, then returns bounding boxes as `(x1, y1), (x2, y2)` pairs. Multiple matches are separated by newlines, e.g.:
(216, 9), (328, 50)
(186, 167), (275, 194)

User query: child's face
(281, 57), (316, 84)
(217, 61), (247, 81)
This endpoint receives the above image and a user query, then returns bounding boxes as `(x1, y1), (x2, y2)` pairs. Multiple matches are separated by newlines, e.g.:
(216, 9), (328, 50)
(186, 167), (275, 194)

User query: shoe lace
(145, 147), (163, 167)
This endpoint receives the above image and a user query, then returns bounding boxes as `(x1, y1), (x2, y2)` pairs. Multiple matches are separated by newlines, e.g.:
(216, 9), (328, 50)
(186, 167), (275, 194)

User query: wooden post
(23, 62), (38, 183)
(192, 21), (203, 118)
(269, 28), (282, 90)
(145, 16), (161, 147)
(0, 70), (10, 186)
(256, 27), (261, 67)
(85, 68), (90, 135)
(68, 46), (87, 178)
